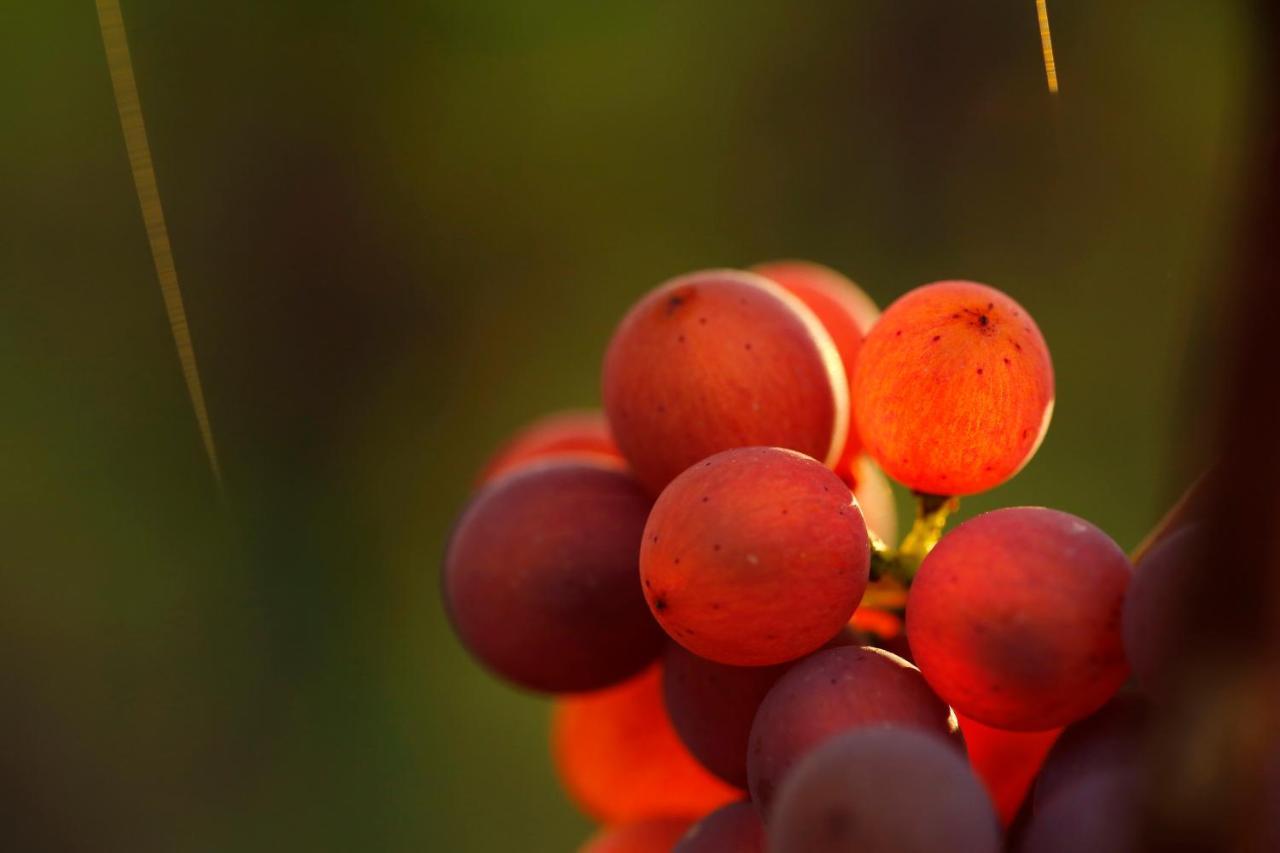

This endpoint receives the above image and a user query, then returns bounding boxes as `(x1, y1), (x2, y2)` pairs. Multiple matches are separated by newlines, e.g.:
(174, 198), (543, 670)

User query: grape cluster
(443, 262), (1202, 851)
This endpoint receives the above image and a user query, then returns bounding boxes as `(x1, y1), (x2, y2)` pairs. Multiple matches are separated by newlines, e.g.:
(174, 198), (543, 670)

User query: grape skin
(1122, 524), (1204, 698)
(603, 269), (847, 495)
(769, 726), (1001, 853)
(907, 507), (1132, 731)
(580, 816), (697, 853)
(641, 446), (869, 667)
(851, 280), (1053, 495)
(478, 409), (621, 484)
(443, 459), (662, 693)
(674, 801), (764, 853)
(746, 645), (958, 818)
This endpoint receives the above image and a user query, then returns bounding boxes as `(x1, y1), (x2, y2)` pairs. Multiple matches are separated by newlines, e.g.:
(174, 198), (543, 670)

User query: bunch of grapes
(442, 263), (1204, 852)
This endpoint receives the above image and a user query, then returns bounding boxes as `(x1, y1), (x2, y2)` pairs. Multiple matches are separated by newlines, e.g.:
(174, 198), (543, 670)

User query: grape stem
(868, 493), (958, 586)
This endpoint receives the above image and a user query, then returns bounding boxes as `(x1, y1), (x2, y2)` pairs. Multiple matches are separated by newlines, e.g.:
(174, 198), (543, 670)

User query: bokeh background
(2, 1), (1263, 850)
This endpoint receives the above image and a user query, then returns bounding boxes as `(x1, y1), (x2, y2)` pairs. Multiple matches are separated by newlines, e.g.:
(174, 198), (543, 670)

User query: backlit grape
(478, 409), (621, 484)
(851, 281), (1053, 495)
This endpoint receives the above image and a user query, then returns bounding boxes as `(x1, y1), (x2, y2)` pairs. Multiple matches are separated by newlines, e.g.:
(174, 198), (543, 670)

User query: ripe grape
(1123, 525), (1203, 698)
(603, 269), (847, 494)
(746, 645), (958, 816)
(769, 727), (1001, 853)
(662, 629), (857, 788)
(443, 459), (662, 692)
(581, 816), (698, 853)
(1033, 691), (1149, 811)
(1020, 769), (1139, 853)
(752, 260), (880, 476)
(907, 507), (1132, 730)
(641, 446), (869, 666)
(957, 713), (1062, 826)
(851, 281), (1053, 495)
(553, 665), (741, 824)
(675, 801), (765, 853)
(478, 409), (621, 484)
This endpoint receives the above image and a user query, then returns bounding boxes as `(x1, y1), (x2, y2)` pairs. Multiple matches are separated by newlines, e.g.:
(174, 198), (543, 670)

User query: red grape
(1123, 524), (1203, 698)
(603, 269), (847, 494)
(907, 507), (1132, 730)
(581, 817), (697, 853)
(640, 446), (869, 666)
(752, 260), (880, 475)
(675, 801), (764, 853)
(443, 459), (662, 692)
(957, 713), (1062, 826)
(746, 645), (958, 817)
(851, 281), (1053, 495)
(553, 665), (741, 824)
(662, 629), (858, 788)
(1032, 691), (1149, 811)
(1020, 769), (1139, 853)
(478, 409), (621, 484)
(768, 727), (1001, 852)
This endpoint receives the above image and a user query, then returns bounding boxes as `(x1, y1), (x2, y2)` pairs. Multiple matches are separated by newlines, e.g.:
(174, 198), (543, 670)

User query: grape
(769, 727), (1001, 853)
(746, 645), (958, 817)
(602, 269), (847, 494)
(675, 801), (764, 853)
(851, 281), (1053, 495)
(663, 629), (858, 788)
(850, 455), (898, 545)
(1020, 769), (1139, 853)
(641, 446), (869, 666)
(907, 507), (1132, 730)
(443, 459), (662, 692)
(478, 409), (621, 484)
(957, 713), (1062, 826)
(1123, 524), (1204, 698)
(581, 816), (698, 853)
(752, 260), (880, 477)
(553, 664), (741, 824)
(1032, 690), (1149, 811)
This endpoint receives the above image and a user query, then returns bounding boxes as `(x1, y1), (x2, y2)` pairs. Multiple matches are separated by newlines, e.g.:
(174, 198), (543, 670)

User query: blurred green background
(1, 1), (1260, 850)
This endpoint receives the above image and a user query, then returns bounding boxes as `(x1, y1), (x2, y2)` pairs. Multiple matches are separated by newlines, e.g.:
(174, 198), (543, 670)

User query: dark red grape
(907, 507), (1132, 730)
(675, 801), (764, 853)
(603, 269), (847, 494)
(1032, 690), (1149, 811)
(443, 459), (662, 692)
(1020, 769), (1139, 853)
(746, 645), (958, 817)
(769, 726), (1001, 852)
(641, 447), (869, 666)
(1123, 524), (1204, 698)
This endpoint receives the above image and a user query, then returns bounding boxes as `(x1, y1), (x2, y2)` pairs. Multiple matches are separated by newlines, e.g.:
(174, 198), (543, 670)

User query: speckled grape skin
(907, 507), (1133, 731)
(675, 801), (765, 853)
(478, 409), (622, 484)
(746, 645), (958, 817)
(640, 447), (869, 667)
(768, 728), (1001, 853)
(752, 260), (880, 476)
(443, 459), (663, 693)
(603, 270), (848, 495)
(851, 281), (1053, 496)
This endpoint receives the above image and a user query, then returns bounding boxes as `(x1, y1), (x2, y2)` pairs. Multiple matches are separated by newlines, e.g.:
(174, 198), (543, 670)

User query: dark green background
(1, 1), (1259, 850)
